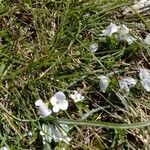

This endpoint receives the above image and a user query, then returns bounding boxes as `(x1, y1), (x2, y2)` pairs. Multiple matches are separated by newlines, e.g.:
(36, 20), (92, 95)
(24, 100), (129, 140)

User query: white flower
(139, 68), (150, 80)
(144, 33), (150, 44)
(40, 124), (71, 144)
(70, 91), (85, 103)
(89, 43), (98, 53)
(0, 147), (8, 150)
(141, 78), (150, 92)
(139, 68), (150, 92)
(50, 92), (68, 113)
(119, 77), (137, 94)
(101, 23), (135, 44)
(35, 99), (52, 117)
(101, 23), (120, 36)
(117, 24), (135, 44)
(99, 75), (110, 93)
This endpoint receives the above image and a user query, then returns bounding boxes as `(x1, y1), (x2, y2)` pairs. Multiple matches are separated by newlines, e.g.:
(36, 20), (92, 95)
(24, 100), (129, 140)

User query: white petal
(99, 75), (110, 93)
(119, 80), (130, 92)
(144, 33), (150, 44)
(0, 147), (8, 150)
(89, 43), (98, 53)
(59, 100), (68, 110)
(139, 68), (150, 80)
(38, 106), (52, 117)
(70, 94), (76, 100)
(53, 105), (60, 113)
(50, 96), (58, 106)
(80, 96), (85, 101)
(54, 91), (66, 100)
(101, 23), (119, 36)
(35, 99), (44, 107)
(141, 78), (150, 92)
(119, 77), (136, 94)
(122, 77), (137, 87)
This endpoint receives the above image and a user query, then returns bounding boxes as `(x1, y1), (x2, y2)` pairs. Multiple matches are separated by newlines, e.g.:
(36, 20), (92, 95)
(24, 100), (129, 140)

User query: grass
(0, 0), (150, 149)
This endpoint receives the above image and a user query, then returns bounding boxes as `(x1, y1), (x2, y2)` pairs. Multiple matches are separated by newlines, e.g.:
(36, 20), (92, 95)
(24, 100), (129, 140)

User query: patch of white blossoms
(139, 68), (150, 92)
(100, 23), (136, 44)
(99, 75), (110, 93)
(119, 77), (137, 94)
(70, 90), (85, 103)
(50, 91), (68, 113)
(35, 99), (52, 118)
(40, 124), (71, 144)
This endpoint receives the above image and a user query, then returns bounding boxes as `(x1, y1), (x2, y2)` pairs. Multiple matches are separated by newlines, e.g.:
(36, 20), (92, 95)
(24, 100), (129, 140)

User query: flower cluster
(89, 23), (150, 53)
(99, 68), (150, 94)
(35, 91), (85, 118)
(100, 23), (135, 44)
(35, 91), (84, 144)
(35, 67), (149, 146)
(100, 23), (150, 45)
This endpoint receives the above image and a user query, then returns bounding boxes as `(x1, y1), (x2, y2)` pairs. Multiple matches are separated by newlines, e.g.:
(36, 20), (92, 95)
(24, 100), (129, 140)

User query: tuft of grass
(0, 0), (150, 149)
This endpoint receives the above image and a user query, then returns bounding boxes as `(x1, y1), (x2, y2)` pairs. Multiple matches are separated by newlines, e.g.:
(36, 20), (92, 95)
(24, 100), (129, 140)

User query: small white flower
(101, 23), (135, 44)
(139, 68), (150, 80)
(89, 43), (98, 53)
(35, 99), (52, 117)
(144, 33), (150, 44)
(140, 78), (150, 92)
(0, 147), (8, 150)
(119, 77), (137, 94)
(139, 68), (150, 92)
(99, 75), (110, 93)
(70, 91), (85, 103)
(101, 23), (119, 36)
(40, 124), (71, 144)
(50, 92), (68, 113)
(117, 24), (135, 44)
